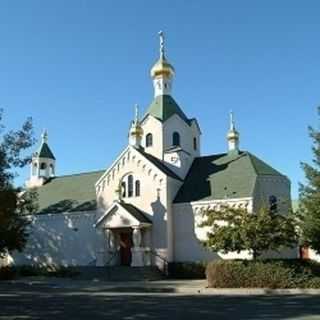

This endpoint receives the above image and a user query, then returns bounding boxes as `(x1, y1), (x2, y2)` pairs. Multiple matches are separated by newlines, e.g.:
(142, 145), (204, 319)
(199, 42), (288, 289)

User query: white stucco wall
(173, 194), (297, 263)
(173, 199), (254, 262)
(13, 211), (104, 267)
(309, 249), (320, 263)
(163, 114), (200, 158)
(140, 116), (163, 159)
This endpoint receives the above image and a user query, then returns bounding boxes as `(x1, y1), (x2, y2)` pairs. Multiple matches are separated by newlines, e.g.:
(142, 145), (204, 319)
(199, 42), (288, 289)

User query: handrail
(105, 250), (118, 266)
(150, 250), (169, 276)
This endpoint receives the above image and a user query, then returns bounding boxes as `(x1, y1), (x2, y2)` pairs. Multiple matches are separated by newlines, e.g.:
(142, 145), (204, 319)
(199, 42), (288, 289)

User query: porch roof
(94, 201), (152, 228)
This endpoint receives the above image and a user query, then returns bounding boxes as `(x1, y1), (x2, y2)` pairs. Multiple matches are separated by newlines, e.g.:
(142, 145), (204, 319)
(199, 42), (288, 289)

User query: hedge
(0, 265), (80, 280)
(169, 262), (207, 279)
(206, 259), (320, 289)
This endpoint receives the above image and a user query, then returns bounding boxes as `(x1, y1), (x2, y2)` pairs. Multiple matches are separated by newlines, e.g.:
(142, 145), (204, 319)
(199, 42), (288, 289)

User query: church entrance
(119, 231), (132, 266)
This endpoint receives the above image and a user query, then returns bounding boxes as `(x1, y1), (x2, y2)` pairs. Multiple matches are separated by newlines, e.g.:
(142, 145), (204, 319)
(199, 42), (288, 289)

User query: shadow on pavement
(0, 283), (319, 320)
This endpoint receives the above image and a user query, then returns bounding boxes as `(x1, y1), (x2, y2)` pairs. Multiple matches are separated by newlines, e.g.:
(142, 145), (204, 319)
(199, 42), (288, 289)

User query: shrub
(206, 259), (320, 289)
(0, 267), (16, 280)
(0, 265), (80, 280)
(169, 262), (207, 279)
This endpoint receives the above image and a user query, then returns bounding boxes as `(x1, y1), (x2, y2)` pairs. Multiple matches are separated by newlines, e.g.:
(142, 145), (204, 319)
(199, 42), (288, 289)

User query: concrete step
(73, 266), (164, 282)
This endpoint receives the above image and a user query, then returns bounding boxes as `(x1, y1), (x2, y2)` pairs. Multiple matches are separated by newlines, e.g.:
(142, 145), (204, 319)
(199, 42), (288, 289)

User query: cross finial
(41, 129), (48, 143)
(229, 110), (235, 131)
(134, 104), (139, 124)
(159, 31), (165, 59)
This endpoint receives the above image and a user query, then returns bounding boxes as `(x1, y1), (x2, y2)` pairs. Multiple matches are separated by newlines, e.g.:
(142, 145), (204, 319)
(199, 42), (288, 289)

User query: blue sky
(2, 1), (319, 198)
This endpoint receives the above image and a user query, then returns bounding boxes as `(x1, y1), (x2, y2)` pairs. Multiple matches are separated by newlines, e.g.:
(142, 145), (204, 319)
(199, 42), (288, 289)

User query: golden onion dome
(227, 129), (239, 140)
(150, 31), (175, 79)
(150, 57), (175, 78)
(130, 122), (144, 137)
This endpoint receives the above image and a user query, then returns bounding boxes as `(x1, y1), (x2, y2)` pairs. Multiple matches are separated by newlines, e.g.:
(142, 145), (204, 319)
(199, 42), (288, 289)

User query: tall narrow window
(128, 175), (133, 197)
(193, 137), (197, 150)
(121, 181), (126, 198)
(135, 180), (141, 197)
(49, 164), (55, 176)
(269, 195), (278, 214)
(173, 132), (180, 146)
(40, 163), (47, 176)
(146, 133), (153, 147)
(32, 163), (38, 176)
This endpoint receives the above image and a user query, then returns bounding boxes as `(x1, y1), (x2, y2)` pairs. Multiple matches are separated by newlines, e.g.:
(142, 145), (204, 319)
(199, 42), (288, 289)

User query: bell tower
(26, 130), (56, 188)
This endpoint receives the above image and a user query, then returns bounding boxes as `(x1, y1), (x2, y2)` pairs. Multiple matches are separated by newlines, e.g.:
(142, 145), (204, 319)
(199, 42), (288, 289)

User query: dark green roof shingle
(144, 95), (190, 124)
(120, 203), (152, 223)
(34, 170), (104, 214)
(174, 151), (287, 203)
(38, 142), (56, 160)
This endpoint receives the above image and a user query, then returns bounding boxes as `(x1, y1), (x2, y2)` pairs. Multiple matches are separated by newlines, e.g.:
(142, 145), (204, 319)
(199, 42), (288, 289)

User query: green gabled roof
(145, 95), (190, 124)
(38, 142), (55, 160)
(120, 203), (152, 224)
(34, 170), (104, 214)
(174, 151), (287, 203)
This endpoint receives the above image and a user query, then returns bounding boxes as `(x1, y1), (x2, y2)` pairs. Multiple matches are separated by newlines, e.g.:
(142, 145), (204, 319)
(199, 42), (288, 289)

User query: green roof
(144, 95), (190, 124)
(34, 170), (104, 214)
(120, 202), (152, 223)
(174, 151), (288, 203)
(38, 142), (55, 160)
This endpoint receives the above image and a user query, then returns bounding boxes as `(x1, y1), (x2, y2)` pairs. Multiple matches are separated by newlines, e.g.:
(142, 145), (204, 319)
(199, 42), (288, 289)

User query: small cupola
(129, 105), (144, 148)
(26, 130), (56, 188)
(150, 31), (175, 97)
(227, 111), (240, 153)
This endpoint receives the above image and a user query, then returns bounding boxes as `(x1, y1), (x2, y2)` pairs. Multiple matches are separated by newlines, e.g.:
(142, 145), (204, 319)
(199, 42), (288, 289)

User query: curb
(196, 288), (320, 296)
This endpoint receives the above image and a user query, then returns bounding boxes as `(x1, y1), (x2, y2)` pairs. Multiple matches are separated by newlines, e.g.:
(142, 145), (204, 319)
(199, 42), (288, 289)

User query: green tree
(200, 205), (297, 259)
(299, 107), (320, 253)
(0, 110), (36, 258)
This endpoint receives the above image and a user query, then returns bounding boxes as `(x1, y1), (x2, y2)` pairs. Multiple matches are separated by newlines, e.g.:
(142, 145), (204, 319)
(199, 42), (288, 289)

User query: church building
(14, 33), (295, 268)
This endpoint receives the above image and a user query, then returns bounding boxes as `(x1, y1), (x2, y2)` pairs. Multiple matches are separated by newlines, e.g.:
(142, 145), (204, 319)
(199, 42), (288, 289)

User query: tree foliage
(0, 110), (36, 258)
(200, 205), (297, 259)
(299, 107), (320, 254)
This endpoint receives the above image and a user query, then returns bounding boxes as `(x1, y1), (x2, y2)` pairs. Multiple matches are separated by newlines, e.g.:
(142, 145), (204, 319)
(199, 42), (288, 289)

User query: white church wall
(140, 116), (163, 159)
(163, 114), (200, 158)
(13, 211), (104, 267)
(309, 249), (320, 263)
(173, 198), (254, 262)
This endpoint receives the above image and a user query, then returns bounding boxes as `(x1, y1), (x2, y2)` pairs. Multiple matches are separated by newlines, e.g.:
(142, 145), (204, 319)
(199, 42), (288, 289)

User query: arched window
(269, 195), (278, 214)
(32, 163), (38, 176)
(128, 175), (133, 197)
(49, 164), (55, 176)
(135, 180), (141, 197)
(146, 133), (153, 147)
(39, 162), (47, 176)
(193, 137), (197, 150)
(121, 181), (126, 198)
(40, 163), (47, 170)
(172, 132), (180, 146)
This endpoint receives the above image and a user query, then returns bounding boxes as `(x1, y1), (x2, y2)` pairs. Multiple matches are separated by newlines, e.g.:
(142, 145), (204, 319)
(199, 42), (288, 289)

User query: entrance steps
(73, 266), (165, 282)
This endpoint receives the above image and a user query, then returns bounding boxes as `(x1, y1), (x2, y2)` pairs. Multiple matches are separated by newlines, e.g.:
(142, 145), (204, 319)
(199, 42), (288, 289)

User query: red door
(300, 246), (310, 260)
(120, 232), (132, 266)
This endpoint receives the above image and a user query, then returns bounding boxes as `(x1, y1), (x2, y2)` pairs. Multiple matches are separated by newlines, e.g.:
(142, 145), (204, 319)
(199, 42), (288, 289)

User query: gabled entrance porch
(95, 201), (152, 267)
